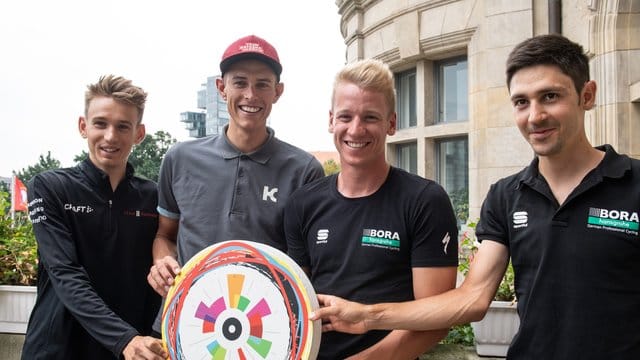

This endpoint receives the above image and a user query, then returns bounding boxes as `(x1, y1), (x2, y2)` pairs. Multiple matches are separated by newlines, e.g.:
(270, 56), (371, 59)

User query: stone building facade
(335, 0), (640, 220)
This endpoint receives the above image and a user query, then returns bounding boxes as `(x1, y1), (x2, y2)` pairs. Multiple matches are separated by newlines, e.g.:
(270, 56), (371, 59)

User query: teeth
(240, 105), (260, 113)
(346, 141), (366, 148)
(101, 147), (118, 153)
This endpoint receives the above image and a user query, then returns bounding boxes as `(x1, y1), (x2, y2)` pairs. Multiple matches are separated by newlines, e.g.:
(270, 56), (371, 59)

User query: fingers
(123, 336), (167, 360)
(147, 256), (181, 296)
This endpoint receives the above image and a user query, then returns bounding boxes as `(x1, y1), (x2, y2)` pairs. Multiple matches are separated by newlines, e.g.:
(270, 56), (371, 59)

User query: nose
(104, 125), (116, 142)
(347, 116), (366, 135)
(243, 85), (256, 100)
(528, 101), (546, 123)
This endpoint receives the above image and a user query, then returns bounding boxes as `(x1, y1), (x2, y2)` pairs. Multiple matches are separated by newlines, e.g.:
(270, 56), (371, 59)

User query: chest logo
(262, 186), (278, 203)
(64, 203), (94, 213)
(361, 228), (400, 251)
(587, 207), (639, 235)
(513, 211), (528, 229)
(316, 229), (329, 244)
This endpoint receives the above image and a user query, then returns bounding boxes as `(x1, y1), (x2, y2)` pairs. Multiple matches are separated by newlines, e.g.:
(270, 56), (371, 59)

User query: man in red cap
(147, 35), (324, 309)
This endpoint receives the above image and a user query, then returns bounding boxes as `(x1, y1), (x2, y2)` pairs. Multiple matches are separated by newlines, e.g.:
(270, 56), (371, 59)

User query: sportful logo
(513, 211), (528, 229)
(587, 207), (639, 235)
(316, 229), (329, 244)
(361, 229), (400, 251)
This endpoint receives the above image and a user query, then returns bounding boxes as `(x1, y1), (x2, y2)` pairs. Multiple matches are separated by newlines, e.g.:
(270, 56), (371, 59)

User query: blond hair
(85, 75), (147, 122)
(331, 58), (396, 115)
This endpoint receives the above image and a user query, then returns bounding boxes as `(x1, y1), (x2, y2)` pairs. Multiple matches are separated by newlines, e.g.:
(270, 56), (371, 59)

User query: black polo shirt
(476, 144), (640, 359)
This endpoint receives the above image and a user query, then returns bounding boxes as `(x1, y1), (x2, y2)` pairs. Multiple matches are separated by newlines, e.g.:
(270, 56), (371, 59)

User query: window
(436, 137), (468, 224)
(436, 58), (468, 123)
(396, 142), (417, 174)
(395, 69), (416, 129)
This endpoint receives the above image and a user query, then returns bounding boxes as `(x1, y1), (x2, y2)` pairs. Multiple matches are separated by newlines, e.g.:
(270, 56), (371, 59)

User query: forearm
(366, 287), (489, 331)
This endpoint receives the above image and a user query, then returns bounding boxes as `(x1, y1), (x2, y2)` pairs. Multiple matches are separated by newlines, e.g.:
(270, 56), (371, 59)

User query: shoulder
(271, 138), (319, 162)
(28, 166), (78, 188)
(291, 174), (333, 198)
(388, 167), (446, 196)
(129, 176), (158, 193)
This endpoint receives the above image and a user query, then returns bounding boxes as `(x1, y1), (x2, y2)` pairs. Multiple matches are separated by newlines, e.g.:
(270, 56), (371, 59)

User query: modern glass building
(180, 76), (230, 138)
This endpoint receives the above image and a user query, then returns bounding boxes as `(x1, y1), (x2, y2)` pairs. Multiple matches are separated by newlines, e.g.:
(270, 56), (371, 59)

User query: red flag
(11, 176), (28, 212)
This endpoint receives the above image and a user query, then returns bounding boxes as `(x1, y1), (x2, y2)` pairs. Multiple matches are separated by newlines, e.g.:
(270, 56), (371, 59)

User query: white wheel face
(163, 240), (320, 360)
(177, 264), (291, 359)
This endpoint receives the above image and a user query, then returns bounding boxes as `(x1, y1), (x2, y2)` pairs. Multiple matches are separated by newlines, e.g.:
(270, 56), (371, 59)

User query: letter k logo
(262, 186), (278, 203)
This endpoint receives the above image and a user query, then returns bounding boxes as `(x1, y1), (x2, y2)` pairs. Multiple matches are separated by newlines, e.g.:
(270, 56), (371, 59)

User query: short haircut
(85, 75), (148, 123)
(506, 34), (590, 95)
(332, 58), (396, 116)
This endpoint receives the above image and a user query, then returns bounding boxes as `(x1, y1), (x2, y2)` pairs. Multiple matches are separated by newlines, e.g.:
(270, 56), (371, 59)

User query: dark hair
(506, 34), (589, 94)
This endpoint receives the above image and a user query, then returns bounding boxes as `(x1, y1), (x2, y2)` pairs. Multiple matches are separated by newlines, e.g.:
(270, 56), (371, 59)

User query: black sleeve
(283, 190), (311, 269)
(27, 175), (138, 357)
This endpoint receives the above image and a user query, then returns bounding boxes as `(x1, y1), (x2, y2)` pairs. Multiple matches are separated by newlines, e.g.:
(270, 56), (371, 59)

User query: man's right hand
(123, 335), (167, 360)
(147, 256), (181, 297)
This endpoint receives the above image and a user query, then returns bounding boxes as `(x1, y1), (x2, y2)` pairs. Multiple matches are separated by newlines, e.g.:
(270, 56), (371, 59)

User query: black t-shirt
(285, 167), (458, 359)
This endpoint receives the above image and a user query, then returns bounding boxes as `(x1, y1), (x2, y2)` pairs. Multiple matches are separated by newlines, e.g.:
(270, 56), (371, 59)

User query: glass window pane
(436, 137), (468, 224)
(395, 69), (416, 129)
(437, 58), (468, 123)
(396, 142), (417, 174)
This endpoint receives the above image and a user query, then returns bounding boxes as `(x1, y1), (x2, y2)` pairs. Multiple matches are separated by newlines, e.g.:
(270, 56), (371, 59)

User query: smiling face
(329, 81), (396, 170)
(216, 59), (283, 136)
(78, 96), (145, 178)
(509, 64), (596, 159)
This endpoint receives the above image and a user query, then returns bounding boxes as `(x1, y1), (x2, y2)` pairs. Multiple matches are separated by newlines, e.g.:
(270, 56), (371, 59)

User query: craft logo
(316, 229), (329, 244)
(513, 211), (528, 229)
(587, 207), (639, 235)
(64, 203), (94, 213)
(361, 228), (400, 251)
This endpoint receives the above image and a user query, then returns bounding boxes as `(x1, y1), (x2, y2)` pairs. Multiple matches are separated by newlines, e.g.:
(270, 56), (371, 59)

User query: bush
(459, 220), (515, 302)
(0, 190), (38, 285)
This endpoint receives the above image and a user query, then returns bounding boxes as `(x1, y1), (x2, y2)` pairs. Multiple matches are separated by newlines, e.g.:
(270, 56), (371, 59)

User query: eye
(93, 121), (107, 128)
(512, 98), (528, 109)
(542, 93), (559, 102)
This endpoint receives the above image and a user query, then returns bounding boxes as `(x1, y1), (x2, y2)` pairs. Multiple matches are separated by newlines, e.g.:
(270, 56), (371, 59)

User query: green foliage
(448, 187), (469, 225)
(459, 220), (516, 302)
(16, 151), (61, 184)
(126, 130), (176, 182)
(0, 191), (37, 285)
(322, 159), (340, 176)
(441, 323), (475, 346)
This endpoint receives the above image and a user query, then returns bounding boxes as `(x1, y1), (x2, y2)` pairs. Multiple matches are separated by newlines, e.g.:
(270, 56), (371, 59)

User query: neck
(538, 143), (604, 204)
(337, 162), (390, 198)
(226, 124), (269, 153)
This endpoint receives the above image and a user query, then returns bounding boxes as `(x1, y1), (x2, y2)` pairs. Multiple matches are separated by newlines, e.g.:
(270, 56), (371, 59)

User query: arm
(147, 215), (180, 297)
(347, 266), (457, 360)
(313, 240), (509, 332)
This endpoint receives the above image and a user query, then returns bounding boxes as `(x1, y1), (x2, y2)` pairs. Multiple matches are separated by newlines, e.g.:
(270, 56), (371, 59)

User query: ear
(215, 77), (226, 101)
(387, 112), (397, 135)
(134, 124), (146, 145)
(273, 82), (284, 104)
(581, 80), (597, 110)
(78, 116), (87, 138)
(328, 110), (335, 133)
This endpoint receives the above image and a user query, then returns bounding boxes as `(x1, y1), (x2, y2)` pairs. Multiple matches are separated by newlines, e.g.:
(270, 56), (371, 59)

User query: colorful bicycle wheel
(162, 240), (320, 360)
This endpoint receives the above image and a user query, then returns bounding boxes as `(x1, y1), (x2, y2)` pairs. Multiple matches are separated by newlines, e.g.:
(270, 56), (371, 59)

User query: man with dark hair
(23, 75), (165, 359)
(309, 34), (640, 359)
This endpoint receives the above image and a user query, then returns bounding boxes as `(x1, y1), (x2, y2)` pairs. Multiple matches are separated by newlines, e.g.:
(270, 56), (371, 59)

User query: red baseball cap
(219, 35), (282, 79)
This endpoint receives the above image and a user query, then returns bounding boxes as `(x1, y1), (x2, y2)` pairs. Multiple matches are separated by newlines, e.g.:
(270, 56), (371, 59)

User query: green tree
(128, 131), (176, 182)
(74, 131), (177, 182)
(322, 159), (340, 175)
(16, 151), (61, 184)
